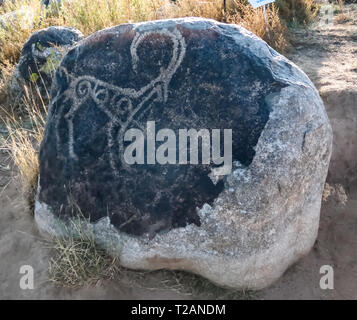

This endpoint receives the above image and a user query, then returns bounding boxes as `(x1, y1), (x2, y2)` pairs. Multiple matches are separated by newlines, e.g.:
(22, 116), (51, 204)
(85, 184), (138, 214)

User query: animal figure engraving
(51, 28), (186, 174)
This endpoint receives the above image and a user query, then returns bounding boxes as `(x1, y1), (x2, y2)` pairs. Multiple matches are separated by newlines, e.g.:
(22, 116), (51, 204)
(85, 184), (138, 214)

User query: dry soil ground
(0, 4), (356, 300)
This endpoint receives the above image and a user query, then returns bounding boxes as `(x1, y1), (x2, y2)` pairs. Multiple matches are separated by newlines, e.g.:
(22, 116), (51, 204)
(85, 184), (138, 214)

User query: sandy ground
(258, 4), (357, 299)
(0, 4), (356, 300)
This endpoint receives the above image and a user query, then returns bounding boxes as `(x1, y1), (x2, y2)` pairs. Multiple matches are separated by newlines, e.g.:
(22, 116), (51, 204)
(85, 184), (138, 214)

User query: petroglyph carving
(52, 28), (186, 172)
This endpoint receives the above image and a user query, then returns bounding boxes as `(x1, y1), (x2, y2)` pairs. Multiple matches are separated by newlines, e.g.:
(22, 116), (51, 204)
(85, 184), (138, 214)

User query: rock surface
(10, 26), (84, 101)
(35, 18), (332, 289)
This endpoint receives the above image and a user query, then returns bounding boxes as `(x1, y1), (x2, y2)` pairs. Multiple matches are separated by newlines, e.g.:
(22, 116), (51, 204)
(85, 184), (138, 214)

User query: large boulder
(10, 26), (84, 101)
(35, 18), (332, 289)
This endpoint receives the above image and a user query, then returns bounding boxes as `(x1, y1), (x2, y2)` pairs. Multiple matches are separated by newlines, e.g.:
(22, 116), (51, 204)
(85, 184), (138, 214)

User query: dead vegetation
(275, 0), (319, 25)
(1, 86), (46, 212)
(48, 215), (120, 288)
(323, 182), (348, 205)
(0, 0), (321, 68)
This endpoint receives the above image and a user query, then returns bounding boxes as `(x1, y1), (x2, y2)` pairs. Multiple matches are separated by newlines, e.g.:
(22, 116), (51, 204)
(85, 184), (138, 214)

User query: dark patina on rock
(11, 26), (83, 99)
(39, 20), (284, 236)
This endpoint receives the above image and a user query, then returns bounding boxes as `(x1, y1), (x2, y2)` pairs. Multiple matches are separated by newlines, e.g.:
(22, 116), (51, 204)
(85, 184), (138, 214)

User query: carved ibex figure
(50, 28), (186, 172)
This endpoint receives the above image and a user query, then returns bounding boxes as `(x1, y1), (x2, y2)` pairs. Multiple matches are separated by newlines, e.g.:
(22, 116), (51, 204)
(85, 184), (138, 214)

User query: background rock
(35, 18), (332, 289)
(10, 26), (84, 102)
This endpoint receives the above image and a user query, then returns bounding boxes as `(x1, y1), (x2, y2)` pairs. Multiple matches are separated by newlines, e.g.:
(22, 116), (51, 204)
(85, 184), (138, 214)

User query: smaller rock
(10, 26), (84, 102)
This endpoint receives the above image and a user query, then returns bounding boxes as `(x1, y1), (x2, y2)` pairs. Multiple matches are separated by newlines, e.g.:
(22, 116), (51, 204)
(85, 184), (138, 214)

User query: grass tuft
(48, 217), (120, 288)
(1, 86), (46, 212)
(226, 1), (289, 51)
(0, 0), (302, 66)
(124, 268), (255, 299)
(275, 0), (319, 26)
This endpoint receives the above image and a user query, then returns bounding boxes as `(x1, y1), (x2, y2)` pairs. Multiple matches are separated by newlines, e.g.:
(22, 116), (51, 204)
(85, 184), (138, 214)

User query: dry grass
(275, 0), (319, 26)
(0, 61), (15, 105)
(322, 183), (348, 205)
(1, 86), (47, 212)
(0, 1), (43, 64)
(226, 1), (289, 52)
(335, 13), (349, 23)
(0, 0), (291, 63)
(333, 0), (353, 24)
(0, 0), (322, 73)
(48, 215), (120, 288)
(123, 268), (255, 299)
